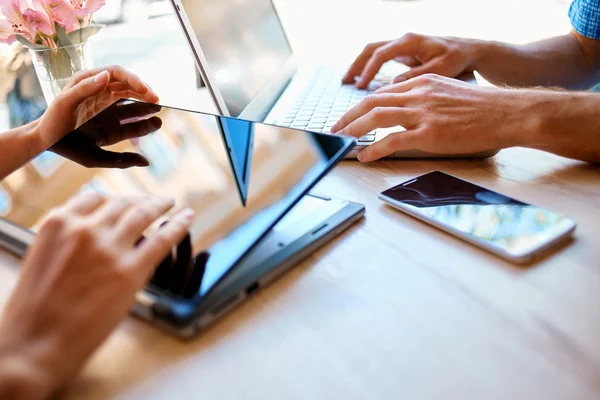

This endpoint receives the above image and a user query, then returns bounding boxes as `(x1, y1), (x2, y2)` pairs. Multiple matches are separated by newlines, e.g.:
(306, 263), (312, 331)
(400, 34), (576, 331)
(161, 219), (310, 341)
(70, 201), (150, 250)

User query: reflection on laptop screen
(180, 0), (292, 117)
(1, 101), (352, 298)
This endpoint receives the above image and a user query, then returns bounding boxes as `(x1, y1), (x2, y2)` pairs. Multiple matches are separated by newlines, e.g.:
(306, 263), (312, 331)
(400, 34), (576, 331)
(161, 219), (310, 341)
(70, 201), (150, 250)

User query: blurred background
(0, 0), (574, 133)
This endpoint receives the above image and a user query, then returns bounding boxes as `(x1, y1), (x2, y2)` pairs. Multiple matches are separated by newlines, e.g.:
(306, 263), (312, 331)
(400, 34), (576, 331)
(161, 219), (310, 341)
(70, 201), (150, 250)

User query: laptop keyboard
(279, 67), (390, 144)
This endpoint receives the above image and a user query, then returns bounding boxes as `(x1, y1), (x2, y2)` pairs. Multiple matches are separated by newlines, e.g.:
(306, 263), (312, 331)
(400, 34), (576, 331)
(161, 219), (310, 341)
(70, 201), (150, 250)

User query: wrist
(466, 39), (518, 81)
(0, 325), (63, 399)
(518, 90), (598, 150)
(0, 346), (57, 399)
(463, 38), (494, 72)
(23, 119), (44, 160)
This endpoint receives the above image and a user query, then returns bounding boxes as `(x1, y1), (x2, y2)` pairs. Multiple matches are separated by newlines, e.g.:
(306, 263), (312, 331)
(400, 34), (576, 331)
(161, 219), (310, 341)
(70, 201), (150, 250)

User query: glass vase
(29, 41), (93, 105)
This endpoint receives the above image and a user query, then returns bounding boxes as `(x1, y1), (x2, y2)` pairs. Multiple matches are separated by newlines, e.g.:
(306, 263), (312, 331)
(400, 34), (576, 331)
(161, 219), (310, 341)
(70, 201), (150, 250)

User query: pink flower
(71, 0), (106, 18)
(71, 0), (105, 17)
(46, 0), (79, 32)
(0, 0), (28, 22)
(0, 0), (105, 45)
(0, 0), (32, 41)
(32, 0), (55, 24)
(0, 18), (16, 44)
(23, 9), (54, 36)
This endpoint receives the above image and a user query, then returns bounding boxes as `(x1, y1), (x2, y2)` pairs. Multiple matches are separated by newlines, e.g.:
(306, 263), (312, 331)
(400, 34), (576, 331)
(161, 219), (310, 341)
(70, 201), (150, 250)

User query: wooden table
(1, 147), (599, 399)
(2, 1), (599, 398)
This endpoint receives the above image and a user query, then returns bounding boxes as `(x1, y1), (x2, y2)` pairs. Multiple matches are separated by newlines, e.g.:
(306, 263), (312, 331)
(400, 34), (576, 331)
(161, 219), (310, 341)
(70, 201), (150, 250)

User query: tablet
(0, 100), (355, 324)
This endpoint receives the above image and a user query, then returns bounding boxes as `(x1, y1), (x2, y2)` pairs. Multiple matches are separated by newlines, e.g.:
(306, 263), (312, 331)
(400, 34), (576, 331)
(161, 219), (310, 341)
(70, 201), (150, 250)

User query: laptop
(169, 0), (498, 159)
(0, 101), (364, 338)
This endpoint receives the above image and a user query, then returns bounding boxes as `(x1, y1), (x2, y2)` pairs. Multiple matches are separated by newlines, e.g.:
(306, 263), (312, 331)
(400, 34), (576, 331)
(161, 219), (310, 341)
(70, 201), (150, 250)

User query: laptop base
(133, 194), (365, 339)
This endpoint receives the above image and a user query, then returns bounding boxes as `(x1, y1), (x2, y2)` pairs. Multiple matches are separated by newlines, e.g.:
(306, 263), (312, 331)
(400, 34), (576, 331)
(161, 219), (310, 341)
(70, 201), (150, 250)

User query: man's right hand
(342, 33), (480, 89)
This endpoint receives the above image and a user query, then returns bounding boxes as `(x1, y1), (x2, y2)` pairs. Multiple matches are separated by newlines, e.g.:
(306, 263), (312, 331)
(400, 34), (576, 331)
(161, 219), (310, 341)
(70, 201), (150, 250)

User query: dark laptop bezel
(142, 130), (356, 327)
(0, 102), (357, 329)
(133, 196), (365, 339)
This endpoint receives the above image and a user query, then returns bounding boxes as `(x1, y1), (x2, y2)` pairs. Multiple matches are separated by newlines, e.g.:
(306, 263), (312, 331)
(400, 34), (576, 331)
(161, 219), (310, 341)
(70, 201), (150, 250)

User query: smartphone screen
(380, 171), (575, 259)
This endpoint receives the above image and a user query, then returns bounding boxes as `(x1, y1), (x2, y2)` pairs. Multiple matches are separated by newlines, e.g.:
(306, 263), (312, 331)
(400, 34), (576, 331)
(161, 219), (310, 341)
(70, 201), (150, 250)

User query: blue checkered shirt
(570, 0), (600, 39)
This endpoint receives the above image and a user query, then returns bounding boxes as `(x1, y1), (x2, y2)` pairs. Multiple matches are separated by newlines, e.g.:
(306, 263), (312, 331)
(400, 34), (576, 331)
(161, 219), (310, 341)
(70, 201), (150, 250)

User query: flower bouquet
(0, 0), (105, 103)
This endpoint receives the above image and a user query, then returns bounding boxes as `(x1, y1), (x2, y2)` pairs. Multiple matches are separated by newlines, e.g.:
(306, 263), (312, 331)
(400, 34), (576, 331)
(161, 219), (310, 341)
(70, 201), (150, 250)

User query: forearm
(0, 120), (43, 181)
(516, 91), (600, 163)
(469, 32), (600, 90)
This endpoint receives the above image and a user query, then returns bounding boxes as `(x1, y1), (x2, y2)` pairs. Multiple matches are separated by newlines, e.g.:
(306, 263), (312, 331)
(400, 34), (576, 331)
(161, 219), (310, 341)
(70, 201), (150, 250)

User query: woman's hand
(0, 66), (159, 180)
(50, 101), (163, 169)
(0, 192), (194, 399)
(332, 74), (600, 163)
(36, 66), (159, 151)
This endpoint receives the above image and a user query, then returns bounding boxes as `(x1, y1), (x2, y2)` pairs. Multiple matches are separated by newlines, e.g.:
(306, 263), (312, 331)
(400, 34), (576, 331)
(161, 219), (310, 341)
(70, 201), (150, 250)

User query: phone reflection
(390, 177), (525, 208)
(385, 172), (571, 254)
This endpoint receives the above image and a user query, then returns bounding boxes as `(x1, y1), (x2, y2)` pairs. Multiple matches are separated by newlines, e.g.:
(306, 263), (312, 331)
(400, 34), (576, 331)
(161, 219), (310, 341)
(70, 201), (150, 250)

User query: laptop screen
(0, 101), (353, 300)
(179, 0), (292, 117)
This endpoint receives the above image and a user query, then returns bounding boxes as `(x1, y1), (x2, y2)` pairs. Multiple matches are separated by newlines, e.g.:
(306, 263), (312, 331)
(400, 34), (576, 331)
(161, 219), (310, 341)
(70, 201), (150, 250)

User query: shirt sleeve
(570, 0), (600, 39)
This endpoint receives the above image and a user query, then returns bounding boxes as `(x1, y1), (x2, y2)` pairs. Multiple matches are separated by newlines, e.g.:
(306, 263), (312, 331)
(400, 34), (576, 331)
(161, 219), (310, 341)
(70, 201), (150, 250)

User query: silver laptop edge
(169, 0), (498, 160)
(170, 0), (299, 122)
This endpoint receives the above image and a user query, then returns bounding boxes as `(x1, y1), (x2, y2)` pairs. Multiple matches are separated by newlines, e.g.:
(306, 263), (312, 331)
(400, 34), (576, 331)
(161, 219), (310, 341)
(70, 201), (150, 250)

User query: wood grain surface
(1, 147), (599, 399)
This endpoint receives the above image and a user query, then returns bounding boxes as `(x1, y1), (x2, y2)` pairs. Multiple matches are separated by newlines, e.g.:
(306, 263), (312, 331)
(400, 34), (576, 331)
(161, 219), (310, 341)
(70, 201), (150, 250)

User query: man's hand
(36, 66), (160, 151)
(0, 192), (194, 399)
(332, 74), (600, 163)
(342, 33), (479, 89)
(332, 75), (519, 161)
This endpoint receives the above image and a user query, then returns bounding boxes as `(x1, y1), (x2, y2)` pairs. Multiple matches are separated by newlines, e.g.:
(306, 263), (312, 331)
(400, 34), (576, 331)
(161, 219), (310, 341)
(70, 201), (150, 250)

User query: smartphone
(379, 171), (576, 264)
